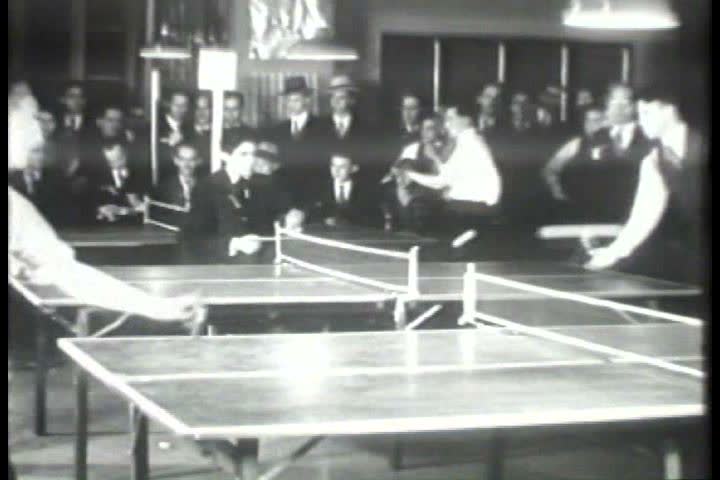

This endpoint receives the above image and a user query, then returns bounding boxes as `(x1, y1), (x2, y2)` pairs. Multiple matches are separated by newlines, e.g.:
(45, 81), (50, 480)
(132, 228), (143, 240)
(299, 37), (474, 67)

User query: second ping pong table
(59, 318), (705, 480)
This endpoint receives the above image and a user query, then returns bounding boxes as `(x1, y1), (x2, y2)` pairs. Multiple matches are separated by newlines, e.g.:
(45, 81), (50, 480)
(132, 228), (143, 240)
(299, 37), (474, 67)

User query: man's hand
(96, 205), (126, 222)
(153, 294), (208, 335)
(549, 183), (568, 202)
(285, 209), (306, 232)
(229, 235), (262, 257)
(584, 246), (625, 271)
(324, 216), (338, 227)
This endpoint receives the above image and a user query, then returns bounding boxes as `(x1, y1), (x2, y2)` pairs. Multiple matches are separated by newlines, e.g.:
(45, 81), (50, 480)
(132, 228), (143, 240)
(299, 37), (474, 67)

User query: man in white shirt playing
(399, 103), (502, 235)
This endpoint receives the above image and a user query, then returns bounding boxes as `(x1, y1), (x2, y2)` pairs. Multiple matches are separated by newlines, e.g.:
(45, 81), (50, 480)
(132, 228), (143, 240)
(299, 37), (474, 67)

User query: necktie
(113, 169), (127, 189)
(291, 120), (301, 138)
(611, 128), (625, 153)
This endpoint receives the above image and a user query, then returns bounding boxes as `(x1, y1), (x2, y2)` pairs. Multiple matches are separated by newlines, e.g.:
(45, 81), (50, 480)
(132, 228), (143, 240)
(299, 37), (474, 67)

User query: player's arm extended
(586, 150), (669, 268)
(542, 137), (582, 200)
(9, 189), (194, 321)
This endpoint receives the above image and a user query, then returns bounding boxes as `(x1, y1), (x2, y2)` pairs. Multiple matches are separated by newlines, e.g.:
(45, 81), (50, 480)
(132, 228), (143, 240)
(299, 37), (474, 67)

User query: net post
(408, 247), (420, 297)
(459, 263), (477, 326)
(274, 222), (283, 265)
(142, 195), (150, 224)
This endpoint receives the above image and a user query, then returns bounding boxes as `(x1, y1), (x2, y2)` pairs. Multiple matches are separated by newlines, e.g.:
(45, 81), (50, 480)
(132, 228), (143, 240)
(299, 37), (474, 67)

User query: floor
(9, 351), (704, 480)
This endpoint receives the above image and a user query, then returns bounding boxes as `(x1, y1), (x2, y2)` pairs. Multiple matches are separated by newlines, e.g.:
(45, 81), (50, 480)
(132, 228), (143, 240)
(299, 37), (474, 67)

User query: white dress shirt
(290, 111), (309, 136)
(333, 114), (352, 137)
(439, 128), (501, 205)
(334, 179), (352, 204)
(112, 168), (129, 189)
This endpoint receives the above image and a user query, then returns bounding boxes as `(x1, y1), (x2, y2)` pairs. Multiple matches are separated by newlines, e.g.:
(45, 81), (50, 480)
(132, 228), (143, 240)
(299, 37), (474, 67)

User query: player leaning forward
(584, 87), (705, 284)
(8, 88), (203, 479)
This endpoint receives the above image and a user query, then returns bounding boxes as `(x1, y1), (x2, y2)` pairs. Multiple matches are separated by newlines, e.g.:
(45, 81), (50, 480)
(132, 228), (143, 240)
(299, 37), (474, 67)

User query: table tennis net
(275, 224), (419, 295)
(460, 265), (704, 378)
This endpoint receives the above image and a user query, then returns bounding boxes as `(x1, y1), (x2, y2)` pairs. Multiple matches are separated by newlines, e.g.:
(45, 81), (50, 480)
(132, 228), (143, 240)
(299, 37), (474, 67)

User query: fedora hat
(327, 74), (359, 92)
(280, 76), (313, 96)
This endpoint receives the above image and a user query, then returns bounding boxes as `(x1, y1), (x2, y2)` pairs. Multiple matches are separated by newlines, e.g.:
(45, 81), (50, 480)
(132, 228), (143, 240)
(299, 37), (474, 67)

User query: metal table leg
(487, 431), (505, 480)
(131, 404), (150, 480)
(33, 312), (48, 436)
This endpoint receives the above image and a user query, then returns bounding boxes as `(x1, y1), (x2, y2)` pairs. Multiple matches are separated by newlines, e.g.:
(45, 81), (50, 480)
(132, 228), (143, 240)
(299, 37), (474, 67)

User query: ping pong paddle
(452, 230), (477, 249)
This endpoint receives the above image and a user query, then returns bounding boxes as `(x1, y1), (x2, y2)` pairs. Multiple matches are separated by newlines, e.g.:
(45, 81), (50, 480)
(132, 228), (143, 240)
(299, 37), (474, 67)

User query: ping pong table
(10, 223), (703, 438)
(59, 315), (705, 480)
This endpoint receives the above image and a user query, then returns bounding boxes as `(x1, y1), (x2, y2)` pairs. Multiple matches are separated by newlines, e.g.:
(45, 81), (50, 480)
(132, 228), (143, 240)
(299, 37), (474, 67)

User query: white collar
(610, 122), (635, 135)
(661, 122), (688, 159)
(334, 178), (352, 186)
(333, 113), (352, 123)
(226, 167), (249, 186)
(290, 111), (309, 127)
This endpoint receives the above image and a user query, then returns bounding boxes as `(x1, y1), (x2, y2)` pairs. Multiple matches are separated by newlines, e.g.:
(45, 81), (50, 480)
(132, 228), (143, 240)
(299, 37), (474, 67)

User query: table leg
(33, 312), (48, 436)
(662, 438), (683, 480)
(74, 366), (88, 480)
(131, 404), (150, 480)
(74, 309), (91, 480)
(390, 435), (403, 470)
(487, 431), (505, 480)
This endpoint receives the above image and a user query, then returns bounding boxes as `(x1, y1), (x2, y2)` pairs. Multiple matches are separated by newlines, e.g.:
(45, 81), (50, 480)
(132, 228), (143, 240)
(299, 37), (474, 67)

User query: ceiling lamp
(284, 39), (359, 61)
(139, 44), (192, 60)
(563, 0), (680, 30)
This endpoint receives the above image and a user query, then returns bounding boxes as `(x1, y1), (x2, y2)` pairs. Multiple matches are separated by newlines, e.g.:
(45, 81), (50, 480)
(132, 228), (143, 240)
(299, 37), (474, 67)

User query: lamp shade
(139, 44), (193, 60)
(563, 0), (680, 30)
(284, 40), (359, 61)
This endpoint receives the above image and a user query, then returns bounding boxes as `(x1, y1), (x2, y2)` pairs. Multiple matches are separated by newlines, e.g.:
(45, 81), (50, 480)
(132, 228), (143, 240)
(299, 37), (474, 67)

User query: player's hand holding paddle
(229, 235), (263, 256)
(584, 246), (624, 271)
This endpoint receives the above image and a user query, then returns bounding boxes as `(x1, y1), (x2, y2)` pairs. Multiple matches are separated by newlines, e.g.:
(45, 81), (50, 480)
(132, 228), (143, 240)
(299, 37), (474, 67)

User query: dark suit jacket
(157, 115), (193, 182)
(221, 125), (257, 154)
(54, 110), (93, 142)
(153, 175), (194, 208)
(87, 163), (145, 213)
(308, 177), (380, 228)
(180, 170), (293, 262)
(264, 115), (327, 203)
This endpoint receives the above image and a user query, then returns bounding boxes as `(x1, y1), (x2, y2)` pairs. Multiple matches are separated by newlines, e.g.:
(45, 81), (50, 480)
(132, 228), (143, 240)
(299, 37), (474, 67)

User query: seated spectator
(181, 140), (304, 263)
(508, 92), (535, 134)
(35, 110), (63, 170)
(80, 105), (137, 175)
(55, 82), (91, 142)
(158, 90), (193, 181)
(397, 92), (423, 146)
(221, 91), (256, 154)
(308, 153), (379, 227)
(7, 141), (69, 227)
(89, 142), (145, 224)
(153, 142), (202, 209)
(475, 83), (506, 137)
(398, 103), (502, 235)
(189, 92), (212, 175)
